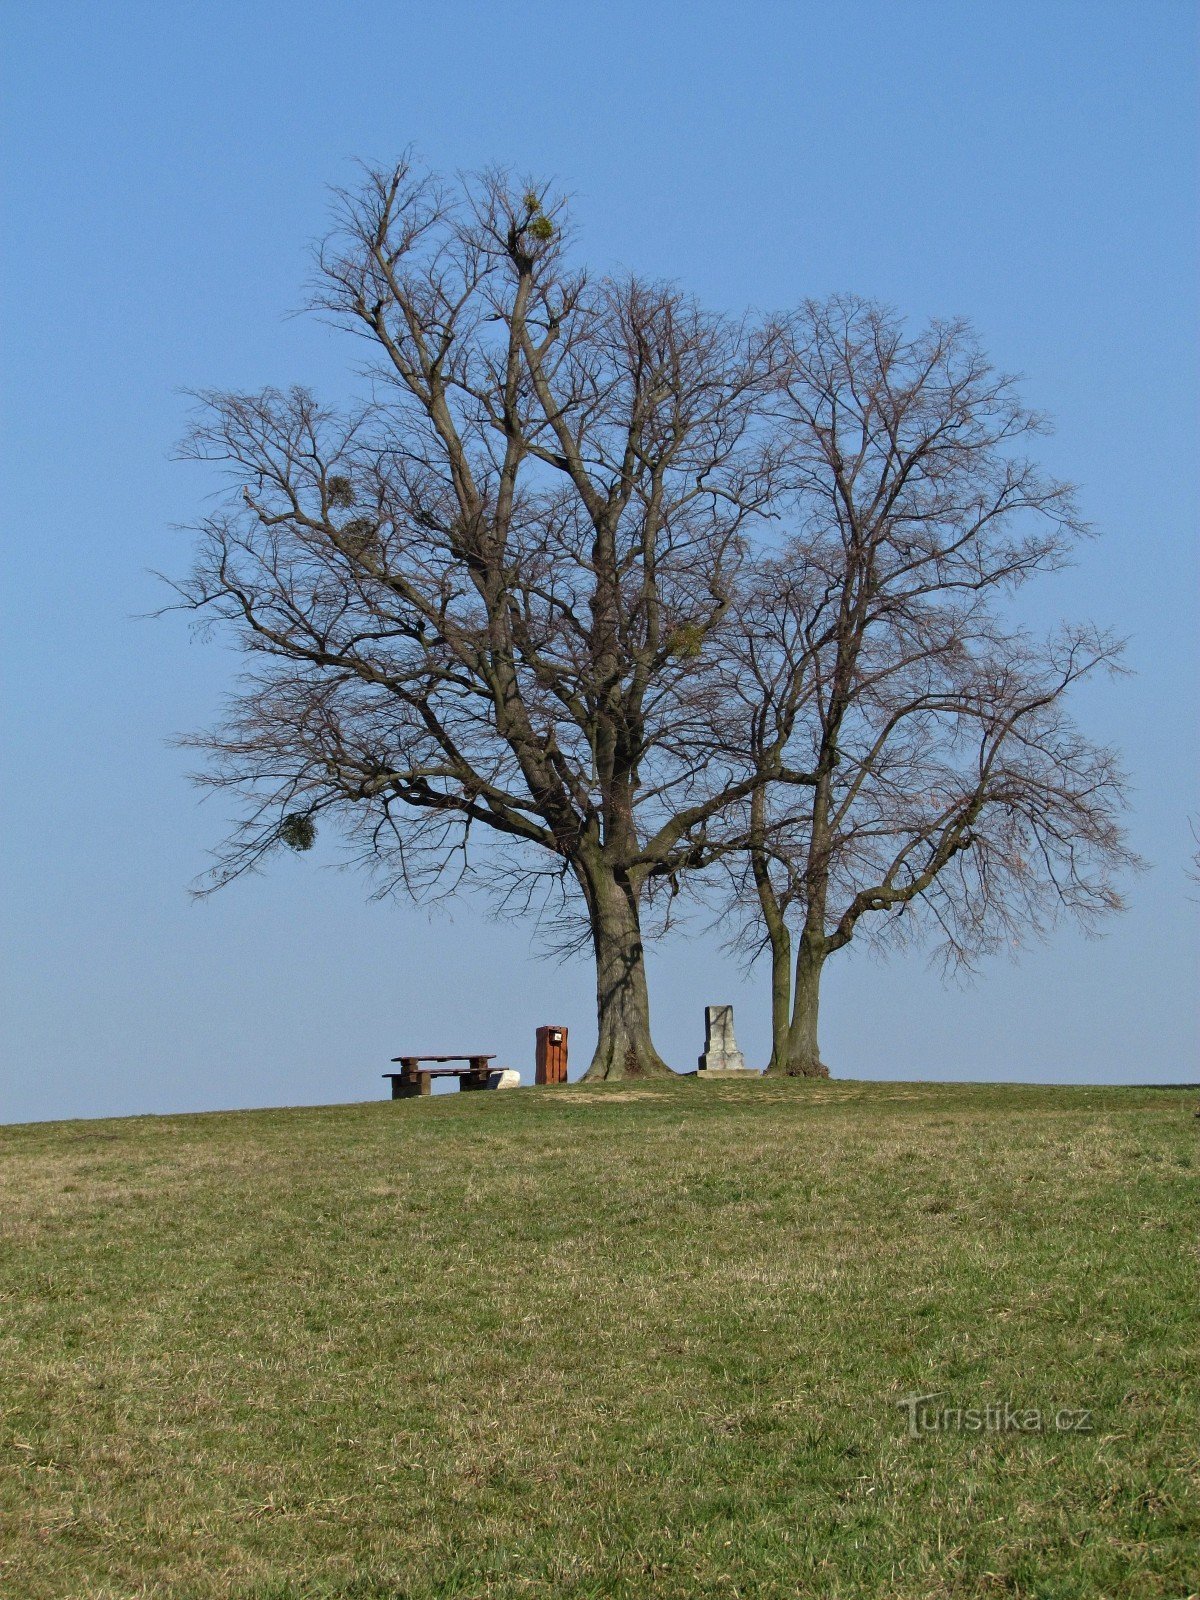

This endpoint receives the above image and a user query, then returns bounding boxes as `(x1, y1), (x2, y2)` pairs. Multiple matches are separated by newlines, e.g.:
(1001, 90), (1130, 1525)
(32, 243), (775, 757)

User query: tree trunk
(767, 932), (832, 1078)
(748, 799), (794, 1075)
(580, 864), (673, 1080)
(765, 917), (792, 1074)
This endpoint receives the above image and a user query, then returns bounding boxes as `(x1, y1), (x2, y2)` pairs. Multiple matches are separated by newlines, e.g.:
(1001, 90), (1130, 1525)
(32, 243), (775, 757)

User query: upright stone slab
(697, 1004), (755, 1074)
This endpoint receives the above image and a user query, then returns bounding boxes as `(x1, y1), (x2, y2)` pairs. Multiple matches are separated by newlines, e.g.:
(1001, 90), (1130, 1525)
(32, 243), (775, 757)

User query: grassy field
(0, 1079), (1196, 1600)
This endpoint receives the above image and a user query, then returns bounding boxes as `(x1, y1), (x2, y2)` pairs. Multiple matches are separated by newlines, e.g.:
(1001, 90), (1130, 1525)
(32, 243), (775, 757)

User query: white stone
(698, 1004), (752, 1073)
(488, 1068), (521, 1089)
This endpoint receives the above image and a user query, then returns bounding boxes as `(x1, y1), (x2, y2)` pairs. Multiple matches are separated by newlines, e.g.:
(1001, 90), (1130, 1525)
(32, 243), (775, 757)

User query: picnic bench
(384, 1054), (496, 1099)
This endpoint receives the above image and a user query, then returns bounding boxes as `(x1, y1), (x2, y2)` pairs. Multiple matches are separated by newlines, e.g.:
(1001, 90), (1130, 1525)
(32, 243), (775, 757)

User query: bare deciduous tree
(172, 159), (782, 1079)
(717, 297), (1139, 1076)
(173, 164), (1135, 1083)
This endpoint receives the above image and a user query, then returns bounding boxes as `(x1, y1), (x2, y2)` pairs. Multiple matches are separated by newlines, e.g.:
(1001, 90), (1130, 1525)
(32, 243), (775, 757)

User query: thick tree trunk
(766, 932), (832, 1078)
(580, 865), (673, 1080)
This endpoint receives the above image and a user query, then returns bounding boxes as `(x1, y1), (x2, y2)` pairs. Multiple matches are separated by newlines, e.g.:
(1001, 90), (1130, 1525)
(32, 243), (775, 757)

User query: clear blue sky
(2, 1), (1197, 1124)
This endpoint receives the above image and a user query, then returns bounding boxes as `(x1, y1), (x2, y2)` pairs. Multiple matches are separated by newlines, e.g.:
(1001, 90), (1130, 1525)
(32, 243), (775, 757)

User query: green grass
(1, 1079), (1196, 1599)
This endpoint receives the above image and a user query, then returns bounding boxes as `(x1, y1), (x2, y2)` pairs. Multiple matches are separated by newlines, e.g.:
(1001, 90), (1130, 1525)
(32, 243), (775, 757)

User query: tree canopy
(173, 159), (1136, 1078)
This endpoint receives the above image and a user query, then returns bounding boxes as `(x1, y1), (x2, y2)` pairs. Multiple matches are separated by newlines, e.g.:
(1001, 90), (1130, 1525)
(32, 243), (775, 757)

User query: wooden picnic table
(384, 1054), (497, 1099)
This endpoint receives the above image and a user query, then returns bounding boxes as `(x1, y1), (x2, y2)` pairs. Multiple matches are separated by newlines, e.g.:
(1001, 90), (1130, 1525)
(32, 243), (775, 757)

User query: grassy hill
(1, 1079), (1196, 1599)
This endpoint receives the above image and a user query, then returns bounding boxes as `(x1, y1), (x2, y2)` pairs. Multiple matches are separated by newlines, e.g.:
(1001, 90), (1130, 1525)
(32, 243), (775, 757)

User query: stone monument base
(697, 1005), (756, 1075)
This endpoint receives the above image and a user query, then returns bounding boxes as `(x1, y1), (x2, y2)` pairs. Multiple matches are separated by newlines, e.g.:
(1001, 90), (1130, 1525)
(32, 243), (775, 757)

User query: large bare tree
(718, 297), (1138, 1076)
(172, 159), (781, 1079)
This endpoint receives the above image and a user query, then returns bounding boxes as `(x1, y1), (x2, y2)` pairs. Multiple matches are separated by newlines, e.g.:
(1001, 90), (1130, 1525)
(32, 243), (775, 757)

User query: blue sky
(2, 1), (1197, 1123)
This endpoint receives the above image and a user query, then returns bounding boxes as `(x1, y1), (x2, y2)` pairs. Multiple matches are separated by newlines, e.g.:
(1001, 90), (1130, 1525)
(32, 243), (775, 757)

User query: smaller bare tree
(718, 297), (1139, 1076)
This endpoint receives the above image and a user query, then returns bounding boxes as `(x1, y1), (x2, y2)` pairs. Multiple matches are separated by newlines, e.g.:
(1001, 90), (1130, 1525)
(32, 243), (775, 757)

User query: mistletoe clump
(522, 190), (554, 243)
(338, 517), (378, 556)
(666, 622), (706, 660)
(279, 812), (316, 851)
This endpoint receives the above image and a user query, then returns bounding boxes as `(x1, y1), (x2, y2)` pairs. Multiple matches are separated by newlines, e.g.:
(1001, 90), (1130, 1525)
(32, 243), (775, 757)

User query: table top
(388, 1054), (496, 1065)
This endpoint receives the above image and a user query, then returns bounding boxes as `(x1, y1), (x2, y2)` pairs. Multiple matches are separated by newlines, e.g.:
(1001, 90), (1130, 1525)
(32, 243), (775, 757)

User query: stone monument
(697, 1004), (756, 1075)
